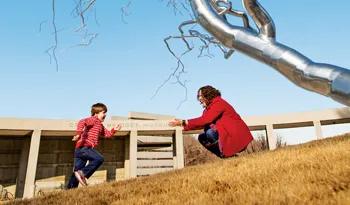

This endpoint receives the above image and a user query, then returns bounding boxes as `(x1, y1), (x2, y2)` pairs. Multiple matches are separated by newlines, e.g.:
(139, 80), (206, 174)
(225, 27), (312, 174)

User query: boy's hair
(91, 103), (108, 116)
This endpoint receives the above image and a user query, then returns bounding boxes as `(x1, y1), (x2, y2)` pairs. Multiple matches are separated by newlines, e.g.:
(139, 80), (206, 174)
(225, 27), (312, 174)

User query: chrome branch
(188, 0), (350, 106)
(242, 0), (275, 38)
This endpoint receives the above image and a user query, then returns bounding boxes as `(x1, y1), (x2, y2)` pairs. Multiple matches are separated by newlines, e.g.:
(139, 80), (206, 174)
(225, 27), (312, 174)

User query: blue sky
(0, 0), (349, 144)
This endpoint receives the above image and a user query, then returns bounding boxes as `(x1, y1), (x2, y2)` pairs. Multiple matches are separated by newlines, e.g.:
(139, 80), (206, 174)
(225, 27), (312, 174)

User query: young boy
(67, 103), (122, 189)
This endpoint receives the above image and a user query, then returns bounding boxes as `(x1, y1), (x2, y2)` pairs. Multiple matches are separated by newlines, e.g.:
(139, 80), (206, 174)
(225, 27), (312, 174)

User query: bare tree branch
(60, 33), (99, 52)
(121, 0), (132, 24)
(151, 16), (234, 109)
(164, 0), (191, 16)
(151, 20), (196, 109)
(38, 0), (100, 71)
(38, 0), (59, 71)
(74, 0), (97, 32)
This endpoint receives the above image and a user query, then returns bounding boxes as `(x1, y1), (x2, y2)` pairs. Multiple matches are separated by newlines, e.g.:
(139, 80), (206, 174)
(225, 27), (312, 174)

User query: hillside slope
(8, 133), (350, 205)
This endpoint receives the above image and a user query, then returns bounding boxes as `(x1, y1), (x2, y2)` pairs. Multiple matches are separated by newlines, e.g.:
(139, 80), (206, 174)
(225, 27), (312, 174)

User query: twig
(60, 33), (99, 52)
(121, 0), (132, 24)
(152, 18), (232, 109)
(39, 0), (100, 71)
(39, 0), (59, 72)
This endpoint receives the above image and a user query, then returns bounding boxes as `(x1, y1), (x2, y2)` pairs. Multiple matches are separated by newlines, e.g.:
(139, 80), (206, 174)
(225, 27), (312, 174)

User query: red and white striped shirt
(75, 116), (116, 149)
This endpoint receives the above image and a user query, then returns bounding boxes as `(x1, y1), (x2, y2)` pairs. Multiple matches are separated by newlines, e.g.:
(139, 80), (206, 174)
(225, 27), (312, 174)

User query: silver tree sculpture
(40, 0), (349, 107)
(166, 0), (350, 107)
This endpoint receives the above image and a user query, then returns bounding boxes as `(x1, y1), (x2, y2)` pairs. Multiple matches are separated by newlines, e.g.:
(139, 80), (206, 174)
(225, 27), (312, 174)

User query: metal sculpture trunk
(188, 0), (350, 106)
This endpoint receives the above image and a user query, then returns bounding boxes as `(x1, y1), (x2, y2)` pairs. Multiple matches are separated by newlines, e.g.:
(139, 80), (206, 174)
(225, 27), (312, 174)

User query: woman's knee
(198, 133), (208, 145)
(206, 129), (218, 138)
(198, 133), (206, 141)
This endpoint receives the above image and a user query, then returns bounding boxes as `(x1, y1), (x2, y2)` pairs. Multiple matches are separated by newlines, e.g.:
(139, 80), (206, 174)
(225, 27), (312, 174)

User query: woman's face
(198, 90), (207, 107)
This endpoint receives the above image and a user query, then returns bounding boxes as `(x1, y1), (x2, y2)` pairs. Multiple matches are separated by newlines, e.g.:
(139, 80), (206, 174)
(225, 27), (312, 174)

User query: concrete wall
(0, 136), (126, 198)
(0, 138), (23, 186)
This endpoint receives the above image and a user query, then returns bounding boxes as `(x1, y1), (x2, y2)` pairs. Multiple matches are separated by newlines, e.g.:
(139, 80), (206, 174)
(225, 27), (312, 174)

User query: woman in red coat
(168, 85), (254, 158)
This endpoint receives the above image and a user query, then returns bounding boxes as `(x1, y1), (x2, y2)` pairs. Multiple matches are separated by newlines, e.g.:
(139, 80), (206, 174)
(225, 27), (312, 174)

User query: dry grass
(7, 133), (350, 205)
(183, 135), (219, 166)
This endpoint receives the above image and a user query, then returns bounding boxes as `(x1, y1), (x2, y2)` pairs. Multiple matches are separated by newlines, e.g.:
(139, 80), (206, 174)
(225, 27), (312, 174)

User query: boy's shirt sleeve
(102, 126), (117, 138)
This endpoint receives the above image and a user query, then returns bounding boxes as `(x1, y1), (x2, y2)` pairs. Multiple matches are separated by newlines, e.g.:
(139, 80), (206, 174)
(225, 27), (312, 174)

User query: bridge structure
(0, 107), (349, 199)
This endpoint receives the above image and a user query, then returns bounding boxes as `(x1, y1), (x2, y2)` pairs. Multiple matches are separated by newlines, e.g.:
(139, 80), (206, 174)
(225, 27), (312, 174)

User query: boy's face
(96, 110), (107, 122)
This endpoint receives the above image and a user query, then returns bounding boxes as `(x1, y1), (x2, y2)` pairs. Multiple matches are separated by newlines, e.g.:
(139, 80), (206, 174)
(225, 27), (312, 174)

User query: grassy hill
(7, 133), (350, 205)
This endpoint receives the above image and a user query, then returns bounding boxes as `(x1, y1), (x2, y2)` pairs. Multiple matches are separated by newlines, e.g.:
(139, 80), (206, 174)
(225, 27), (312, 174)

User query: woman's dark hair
(197, 85), (221, 105)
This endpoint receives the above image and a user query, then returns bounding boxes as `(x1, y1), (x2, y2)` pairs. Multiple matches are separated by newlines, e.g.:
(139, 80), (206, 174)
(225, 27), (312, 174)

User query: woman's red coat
(184, 96), (253, 157)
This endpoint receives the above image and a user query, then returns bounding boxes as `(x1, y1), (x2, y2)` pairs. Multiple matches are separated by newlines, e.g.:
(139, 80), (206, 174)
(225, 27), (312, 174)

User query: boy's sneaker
(74, 170), (88, 186)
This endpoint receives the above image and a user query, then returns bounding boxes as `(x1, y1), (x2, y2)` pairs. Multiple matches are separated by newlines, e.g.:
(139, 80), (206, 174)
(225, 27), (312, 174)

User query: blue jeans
(67, 146), (104, 189)
(198, 128), (222, 158)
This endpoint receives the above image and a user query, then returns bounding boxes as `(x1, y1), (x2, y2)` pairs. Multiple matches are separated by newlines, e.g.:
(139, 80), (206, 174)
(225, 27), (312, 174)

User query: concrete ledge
(128, 111), (174, 120)
(0, 107), (348, 136)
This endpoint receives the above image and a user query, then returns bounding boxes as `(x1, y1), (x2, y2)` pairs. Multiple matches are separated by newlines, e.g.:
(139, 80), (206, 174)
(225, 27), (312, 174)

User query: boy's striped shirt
(75, 116), (116, 149)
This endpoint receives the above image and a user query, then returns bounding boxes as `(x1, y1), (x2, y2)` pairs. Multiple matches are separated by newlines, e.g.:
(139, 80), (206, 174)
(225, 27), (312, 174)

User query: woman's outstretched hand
(168, 118), (182, 127)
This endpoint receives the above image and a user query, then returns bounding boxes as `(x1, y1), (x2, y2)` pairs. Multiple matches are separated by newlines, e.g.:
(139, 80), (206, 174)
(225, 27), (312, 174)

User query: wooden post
(129, 130), (138, 178)
(23, 130), (41, 198)
(124, 136), (130, 179)
(175, 127), (184, 169)
(265, 124), (276, 150)
(313, 120), (324, 139)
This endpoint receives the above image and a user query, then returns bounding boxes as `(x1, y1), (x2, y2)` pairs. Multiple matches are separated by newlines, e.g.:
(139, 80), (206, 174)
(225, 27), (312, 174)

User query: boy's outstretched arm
(103, 124), (122, 138)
